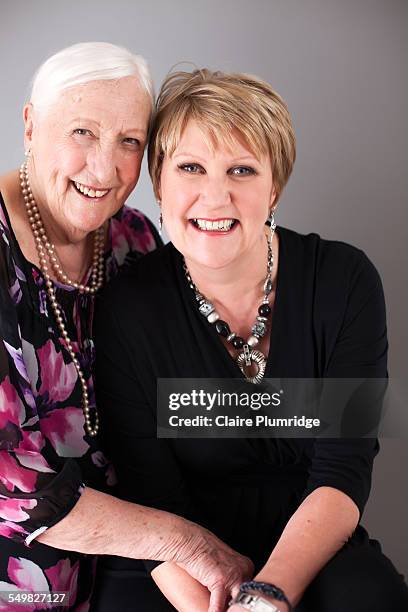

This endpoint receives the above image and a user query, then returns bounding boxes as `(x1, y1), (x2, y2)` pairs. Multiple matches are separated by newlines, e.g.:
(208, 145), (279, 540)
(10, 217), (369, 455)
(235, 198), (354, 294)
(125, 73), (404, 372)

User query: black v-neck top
(94, 226), (387, 570)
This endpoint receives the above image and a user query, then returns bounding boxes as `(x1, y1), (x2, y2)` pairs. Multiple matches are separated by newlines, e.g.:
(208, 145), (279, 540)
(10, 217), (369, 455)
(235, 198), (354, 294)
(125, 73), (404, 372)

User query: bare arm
(230, 486), (359, 611)
(150, 486), (358, 612)
(37, 487), (252, 612)
(37, 487), (189, 560)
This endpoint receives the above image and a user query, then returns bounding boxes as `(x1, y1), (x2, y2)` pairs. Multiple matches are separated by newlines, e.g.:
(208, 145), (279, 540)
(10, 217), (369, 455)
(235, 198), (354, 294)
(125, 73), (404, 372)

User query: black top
(94, 226), (387, 571)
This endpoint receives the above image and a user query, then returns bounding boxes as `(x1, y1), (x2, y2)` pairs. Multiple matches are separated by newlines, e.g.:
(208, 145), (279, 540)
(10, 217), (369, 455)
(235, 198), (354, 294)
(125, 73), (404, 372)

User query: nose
(199, 174), (232, 209)
(86, 143), (117, 187)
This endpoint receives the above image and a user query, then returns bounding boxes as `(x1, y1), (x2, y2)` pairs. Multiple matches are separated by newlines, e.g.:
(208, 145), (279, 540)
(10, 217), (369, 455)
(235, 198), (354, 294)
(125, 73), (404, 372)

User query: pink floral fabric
(0, 195), (159, 610)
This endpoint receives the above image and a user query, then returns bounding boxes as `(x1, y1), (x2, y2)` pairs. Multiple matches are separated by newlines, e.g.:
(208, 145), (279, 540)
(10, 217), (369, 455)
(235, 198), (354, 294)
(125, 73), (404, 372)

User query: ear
(270, 184), (277, 208)
(155, 181), (162, 204)
(23, 103), (34, 152)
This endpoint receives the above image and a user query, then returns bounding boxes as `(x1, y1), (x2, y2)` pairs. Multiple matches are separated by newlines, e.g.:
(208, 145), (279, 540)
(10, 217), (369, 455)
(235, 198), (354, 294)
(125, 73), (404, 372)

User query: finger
(208, 585), (227, 612)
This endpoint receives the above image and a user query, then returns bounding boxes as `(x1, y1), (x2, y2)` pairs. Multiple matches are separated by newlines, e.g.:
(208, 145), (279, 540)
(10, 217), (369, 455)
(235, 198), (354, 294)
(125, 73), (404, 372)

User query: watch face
(233, 592), (279, 611)
(255, 600), (279, 612)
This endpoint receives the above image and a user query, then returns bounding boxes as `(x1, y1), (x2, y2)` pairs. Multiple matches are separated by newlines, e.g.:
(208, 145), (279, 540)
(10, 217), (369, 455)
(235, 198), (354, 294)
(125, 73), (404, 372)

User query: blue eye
(178, 163), (204, 174)
(230, 166), (256, 176)
(73, 128), (93, 137)
(123, 137), (140, 147)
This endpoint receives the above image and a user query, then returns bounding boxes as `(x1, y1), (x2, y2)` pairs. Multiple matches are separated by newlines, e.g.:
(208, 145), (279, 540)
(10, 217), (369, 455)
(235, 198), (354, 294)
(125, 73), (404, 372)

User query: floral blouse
(0, 193), (160, 610)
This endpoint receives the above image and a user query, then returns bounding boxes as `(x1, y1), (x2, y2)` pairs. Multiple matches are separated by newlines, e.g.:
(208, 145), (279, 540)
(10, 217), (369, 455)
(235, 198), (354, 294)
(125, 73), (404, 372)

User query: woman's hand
(169, 520), (254, 612)
(37, 490), (252, 612)
(152, 562), (211, 612)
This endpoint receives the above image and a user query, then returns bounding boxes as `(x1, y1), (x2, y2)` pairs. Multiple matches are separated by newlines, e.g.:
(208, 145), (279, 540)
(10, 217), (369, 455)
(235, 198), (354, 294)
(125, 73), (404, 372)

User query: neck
(184, 229), (279, 336)
(185, 230), (277, 302)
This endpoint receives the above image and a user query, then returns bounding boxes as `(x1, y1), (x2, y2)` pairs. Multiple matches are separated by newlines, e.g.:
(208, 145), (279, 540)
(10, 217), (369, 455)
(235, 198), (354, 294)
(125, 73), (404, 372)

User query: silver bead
(207, 311), (220, 324)
(251, 320), (267, 338)
(199, 301), (215, 317)
(264, 278), (273, 294)
(247, 335), (260, 347)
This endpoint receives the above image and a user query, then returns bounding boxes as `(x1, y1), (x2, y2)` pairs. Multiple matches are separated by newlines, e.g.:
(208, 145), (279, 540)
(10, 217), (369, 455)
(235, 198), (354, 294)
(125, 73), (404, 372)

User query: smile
(190, 218), (238, 232)
(72, 180), (110, 199)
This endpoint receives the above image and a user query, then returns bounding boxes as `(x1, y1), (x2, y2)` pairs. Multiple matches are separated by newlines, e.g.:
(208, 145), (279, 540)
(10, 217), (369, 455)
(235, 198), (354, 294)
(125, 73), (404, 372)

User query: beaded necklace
(20, 161), (103, 436)
(184, 220), (276, 384)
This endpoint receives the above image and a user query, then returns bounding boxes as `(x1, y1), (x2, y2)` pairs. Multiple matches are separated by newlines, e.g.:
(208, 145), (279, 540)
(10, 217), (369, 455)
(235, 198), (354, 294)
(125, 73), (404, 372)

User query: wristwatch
(230, 592), (280, 611)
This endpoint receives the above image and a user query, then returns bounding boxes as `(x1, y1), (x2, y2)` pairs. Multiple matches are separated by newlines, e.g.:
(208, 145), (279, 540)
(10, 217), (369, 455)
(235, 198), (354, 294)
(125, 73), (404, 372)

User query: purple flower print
(0, 557), (79, 611)
(41, 408), (89, 458)
(111, 208), (156, 267)
(0, 497), (37, 523)
(37, 340), (77, 406)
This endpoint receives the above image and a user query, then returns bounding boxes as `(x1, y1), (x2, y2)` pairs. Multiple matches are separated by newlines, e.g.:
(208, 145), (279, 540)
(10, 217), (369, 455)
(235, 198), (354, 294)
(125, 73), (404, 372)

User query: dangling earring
(24, 148), (31, 157)
(157, 201), (163, 238)
(268, 207), (276, 229)
(267, 207), (276, 254)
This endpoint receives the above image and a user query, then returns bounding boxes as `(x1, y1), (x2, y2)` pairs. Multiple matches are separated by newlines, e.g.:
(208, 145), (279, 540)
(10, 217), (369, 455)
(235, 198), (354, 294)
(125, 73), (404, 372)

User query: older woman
(94, 68), (408, 611)
(0, 48), (252, 611)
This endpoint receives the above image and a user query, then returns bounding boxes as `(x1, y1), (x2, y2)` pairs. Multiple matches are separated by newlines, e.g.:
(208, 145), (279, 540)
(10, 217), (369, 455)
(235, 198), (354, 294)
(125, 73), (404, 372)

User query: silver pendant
(237, 345), (267, 384)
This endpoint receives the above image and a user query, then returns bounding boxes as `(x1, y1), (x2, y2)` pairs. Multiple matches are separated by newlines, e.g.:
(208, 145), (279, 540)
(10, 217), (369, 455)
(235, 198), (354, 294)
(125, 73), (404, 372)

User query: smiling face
(159, 120), (276, 271)
(24, 76), (151, 242)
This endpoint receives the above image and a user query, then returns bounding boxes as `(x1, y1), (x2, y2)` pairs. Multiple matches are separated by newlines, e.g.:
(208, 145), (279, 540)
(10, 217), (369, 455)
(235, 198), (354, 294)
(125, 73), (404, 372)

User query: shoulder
(0, 192), (10, 235)
(278, 226), (382, 295)
(0, 192), (20, 289)
(97, 242), (178, 322)
(110, 205), (161, 259)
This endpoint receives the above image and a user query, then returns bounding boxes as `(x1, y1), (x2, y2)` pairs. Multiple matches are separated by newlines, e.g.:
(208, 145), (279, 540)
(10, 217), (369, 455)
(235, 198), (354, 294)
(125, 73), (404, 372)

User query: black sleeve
(93, 283), (197, 571)
(301, 250), (388, 519)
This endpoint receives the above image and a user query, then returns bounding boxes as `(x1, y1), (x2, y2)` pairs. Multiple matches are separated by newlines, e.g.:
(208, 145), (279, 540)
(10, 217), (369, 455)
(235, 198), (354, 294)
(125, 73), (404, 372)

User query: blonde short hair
(148, 68), (296, 203)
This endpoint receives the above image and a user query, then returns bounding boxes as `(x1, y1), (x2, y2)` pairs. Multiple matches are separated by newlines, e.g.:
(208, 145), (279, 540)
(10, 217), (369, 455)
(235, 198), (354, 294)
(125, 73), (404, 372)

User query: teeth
(74, 181), (109, 198)
(195, 219), (235, 232)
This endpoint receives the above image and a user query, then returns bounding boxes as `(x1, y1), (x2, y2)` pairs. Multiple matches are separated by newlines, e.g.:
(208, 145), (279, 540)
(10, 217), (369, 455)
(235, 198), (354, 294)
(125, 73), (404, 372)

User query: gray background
(1, 0), (407, 574)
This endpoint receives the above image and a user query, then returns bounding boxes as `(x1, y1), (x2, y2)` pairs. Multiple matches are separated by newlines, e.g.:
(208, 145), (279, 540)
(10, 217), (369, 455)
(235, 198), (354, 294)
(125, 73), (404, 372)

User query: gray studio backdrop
(1, 0), (407, 574)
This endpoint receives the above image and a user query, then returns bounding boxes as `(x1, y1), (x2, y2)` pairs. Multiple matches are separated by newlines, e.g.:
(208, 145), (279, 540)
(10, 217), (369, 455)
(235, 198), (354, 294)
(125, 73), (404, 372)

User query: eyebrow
(173, 152), (259, 162)
(67, 118), (146, 135)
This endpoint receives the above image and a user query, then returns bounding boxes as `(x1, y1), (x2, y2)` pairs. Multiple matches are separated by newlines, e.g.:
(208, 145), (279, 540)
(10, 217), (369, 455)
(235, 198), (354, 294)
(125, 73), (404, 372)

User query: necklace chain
(20, 161), (103, 436)
(183, 223), (276, 384)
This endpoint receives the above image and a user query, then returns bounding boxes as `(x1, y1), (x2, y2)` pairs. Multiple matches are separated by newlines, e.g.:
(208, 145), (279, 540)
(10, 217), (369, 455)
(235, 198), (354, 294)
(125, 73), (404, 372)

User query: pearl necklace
(20, 161), (103, 436)
(184, 222), (275, 384)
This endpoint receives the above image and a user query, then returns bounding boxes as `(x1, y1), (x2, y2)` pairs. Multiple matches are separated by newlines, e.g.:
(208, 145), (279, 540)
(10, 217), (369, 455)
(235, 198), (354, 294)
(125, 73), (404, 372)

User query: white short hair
(30, 41), (154, 112)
